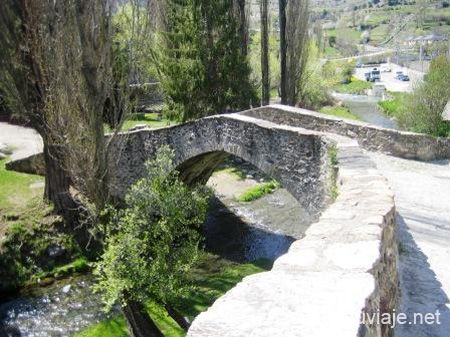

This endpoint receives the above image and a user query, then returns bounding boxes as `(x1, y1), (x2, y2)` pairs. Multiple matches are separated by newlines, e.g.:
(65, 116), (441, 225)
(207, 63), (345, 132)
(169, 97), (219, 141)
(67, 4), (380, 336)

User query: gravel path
(370, 153), (450, 336)
(0, 122), (43, 161)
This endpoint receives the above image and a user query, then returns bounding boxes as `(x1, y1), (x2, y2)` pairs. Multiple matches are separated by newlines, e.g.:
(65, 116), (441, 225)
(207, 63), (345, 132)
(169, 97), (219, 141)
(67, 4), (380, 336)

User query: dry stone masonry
(108, 114), (334, 218)
(187, 132), (399, 337)
(242, 105), (450, 161)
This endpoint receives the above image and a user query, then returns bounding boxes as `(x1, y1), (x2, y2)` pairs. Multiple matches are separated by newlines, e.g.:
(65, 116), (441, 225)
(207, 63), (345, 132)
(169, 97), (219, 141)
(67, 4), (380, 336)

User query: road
(370, 153), (450, 337)
(0, 122), (43, 161)
(355, 63), (425, 93)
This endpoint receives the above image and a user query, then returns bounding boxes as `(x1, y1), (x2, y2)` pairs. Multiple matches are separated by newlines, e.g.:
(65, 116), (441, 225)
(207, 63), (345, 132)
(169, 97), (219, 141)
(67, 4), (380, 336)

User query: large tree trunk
(237, 0), (248, 57)
(43, 142), (79, 220)
(260, 0), (270, 106)
(279, 0), (287, 104)
(122, 298), (163, 337)
(165, 305), (191, 332)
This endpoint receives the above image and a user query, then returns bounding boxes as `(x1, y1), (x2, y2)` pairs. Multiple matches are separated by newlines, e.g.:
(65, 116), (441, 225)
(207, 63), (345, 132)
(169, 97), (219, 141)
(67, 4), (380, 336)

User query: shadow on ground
(395, 213), (450, 337)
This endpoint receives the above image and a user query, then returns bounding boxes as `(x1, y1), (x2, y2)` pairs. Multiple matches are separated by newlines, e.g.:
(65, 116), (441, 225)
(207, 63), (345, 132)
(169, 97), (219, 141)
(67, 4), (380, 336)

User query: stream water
(0, 163), (311, 336)
(332, 93), (399, 130)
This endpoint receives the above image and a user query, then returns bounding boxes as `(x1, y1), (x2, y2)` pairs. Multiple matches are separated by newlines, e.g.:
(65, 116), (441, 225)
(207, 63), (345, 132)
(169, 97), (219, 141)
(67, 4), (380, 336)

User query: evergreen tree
(156, 0), (258, 122)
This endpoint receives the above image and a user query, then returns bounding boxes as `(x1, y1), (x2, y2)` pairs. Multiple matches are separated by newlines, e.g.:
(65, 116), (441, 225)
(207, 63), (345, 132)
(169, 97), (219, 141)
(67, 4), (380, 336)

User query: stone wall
(5, 152), (45, 176)
(188, 135), (399, 337)
(108, 114), (333, 218)
(240, 104), (450, 161)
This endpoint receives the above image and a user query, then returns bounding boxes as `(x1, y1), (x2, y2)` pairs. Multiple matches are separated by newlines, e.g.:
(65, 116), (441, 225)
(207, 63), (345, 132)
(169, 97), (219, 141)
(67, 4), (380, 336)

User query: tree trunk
(261, 0), (270, 106)
(238, 0), (248, 57)
(279, 0), (287, 104)
(122, 298), (163, 337)
(165, 305), (191, 331)
(43, 142), (79, 220)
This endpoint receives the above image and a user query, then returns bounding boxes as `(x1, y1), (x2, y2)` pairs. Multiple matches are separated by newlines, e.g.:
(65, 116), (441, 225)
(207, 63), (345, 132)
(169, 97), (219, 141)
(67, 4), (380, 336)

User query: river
(332, 92), (399, 130)
(0, 159), (312, 336)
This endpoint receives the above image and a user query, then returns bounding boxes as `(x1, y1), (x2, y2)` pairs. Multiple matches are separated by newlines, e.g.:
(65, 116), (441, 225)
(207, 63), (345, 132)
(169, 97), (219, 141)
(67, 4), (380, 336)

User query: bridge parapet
(188, 134), (399, 337)
(241, 104), (450, 161)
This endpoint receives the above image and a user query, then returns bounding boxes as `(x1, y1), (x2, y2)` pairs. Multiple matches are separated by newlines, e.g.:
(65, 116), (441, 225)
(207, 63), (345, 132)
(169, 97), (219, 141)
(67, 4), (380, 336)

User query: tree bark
(43, 142), (79, 220)
(122, 298), (163, 337)
(165, 305), (191, 331)
(279, 0), (287, 104)
(237, 0), (248, 57)
(260, 0), (270, 106)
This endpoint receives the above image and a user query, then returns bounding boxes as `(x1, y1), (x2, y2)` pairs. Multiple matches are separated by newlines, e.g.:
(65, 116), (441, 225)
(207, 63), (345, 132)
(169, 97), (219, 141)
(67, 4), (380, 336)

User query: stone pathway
(0, 122), (43, 161)
(370, 153), (450, 337)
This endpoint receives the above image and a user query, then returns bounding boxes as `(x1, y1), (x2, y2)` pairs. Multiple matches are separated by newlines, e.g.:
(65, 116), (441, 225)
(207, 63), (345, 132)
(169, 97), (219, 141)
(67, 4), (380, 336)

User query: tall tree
(285, 0), (310, 106)
(0, 0), (136, 227)
(279, 0), (288, 104)
(95, 146), (211, 336)
(156, 0), (258, 122)
(261, 0), (270, 105)
(234, 0), (250, 57)
(0, 1), (79, 219)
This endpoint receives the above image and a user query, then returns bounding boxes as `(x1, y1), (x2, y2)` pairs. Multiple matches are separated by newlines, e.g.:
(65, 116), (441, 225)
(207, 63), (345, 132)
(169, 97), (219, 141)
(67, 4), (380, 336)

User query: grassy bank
(319, 106), (360, 121)
(75, 254), (272, 337)
(333, 77), (372, 95)
(238, 181), (280, 202)
(105, 113), (174, 132)
(0, 158), (86, 294)
(378, 92), (406, 117)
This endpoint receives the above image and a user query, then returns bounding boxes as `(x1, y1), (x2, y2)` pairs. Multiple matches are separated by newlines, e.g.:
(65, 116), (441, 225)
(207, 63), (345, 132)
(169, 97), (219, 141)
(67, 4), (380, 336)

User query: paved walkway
(0, 122), (43, 160)
(370, 153), (450, 336)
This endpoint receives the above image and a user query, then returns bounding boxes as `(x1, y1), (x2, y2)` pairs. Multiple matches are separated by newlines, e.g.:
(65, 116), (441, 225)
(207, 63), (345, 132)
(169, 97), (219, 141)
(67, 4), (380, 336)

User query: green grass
(31, 257), (90, 283)
(378, 92), (406, 117)
(328, 145), (339, 201)
(0, 159), (44, 211)
(75, 254), (272, 337)
(333, 77), (373, 95)
(75, 318), (129, 337)
(238, 181), (280, 202)
(0, 158), (45, 237)
(212, 166), (247, 180)
(105, 113), (174, 132)
(319, 106), (360, 121)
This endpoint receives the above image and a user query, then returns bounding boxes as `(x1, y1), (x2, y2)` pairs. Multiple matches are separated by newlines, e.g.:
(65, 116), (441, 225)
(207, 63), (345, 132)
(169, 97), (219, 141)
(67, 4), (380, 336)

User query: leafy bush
(397, 56), (450, 137)
(378, 92), (405, 117)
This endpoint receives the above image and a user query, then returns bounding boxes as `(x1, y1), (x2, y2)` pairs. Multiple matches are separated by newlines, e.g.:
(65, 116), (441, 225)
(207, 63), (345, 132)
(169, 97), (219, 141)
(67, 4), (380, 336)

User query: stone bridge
(107, 107), (411, 337)
(108, 113), (334, 219)
(7, 105), (450, 336)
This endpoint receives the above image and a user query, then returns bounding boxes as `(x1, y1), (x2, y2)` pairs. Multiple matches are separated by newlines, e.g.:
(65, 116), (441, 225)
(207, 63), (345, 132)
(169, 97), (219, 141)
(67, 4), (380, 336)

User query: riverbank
(74, 255), (272, 337)
(1, 156), (309, 336)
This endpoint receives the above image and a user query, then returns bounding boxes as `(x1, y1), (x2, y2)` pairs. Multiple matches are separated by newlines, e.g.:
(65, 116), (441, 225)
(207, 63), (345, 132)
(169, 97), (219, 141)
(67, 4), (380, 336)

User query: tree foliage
(398, 55), (450, 137)
(94, 146), (212, 311)
(156, 0), (258, 122)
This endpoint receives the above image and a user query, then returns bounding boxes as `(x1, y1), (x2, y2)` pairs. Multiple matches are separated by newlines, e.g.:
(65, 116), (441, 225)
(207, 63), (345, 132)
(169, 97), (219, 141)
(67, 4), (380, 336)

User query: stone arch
(108, 115), (332, 218)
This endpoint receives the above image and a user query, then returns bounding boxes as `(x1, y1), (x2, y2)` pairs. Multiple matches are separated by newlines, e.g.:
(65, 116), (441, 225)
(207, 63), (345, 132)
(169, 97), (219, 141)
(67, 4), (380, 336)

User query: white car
(380, 65), (391, 73)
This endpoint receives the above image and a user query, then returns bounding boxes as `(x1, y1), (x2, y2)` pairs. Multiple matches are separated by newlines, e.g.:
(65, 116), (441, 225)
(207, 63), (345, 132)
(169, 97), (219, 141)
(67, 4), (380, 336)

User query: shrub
(397, 56), (450, 137)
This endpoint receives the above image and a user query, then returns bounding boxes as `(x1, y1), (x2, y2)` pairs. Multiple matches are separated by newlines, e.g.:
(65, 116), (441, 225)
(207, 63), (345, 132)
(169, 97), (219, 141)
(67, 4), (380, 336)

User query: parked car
(380, 64), (391, 72)
(395, 71), (404, 80)
(365, 72), (371, 81)
(399, 74), (410, 81)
